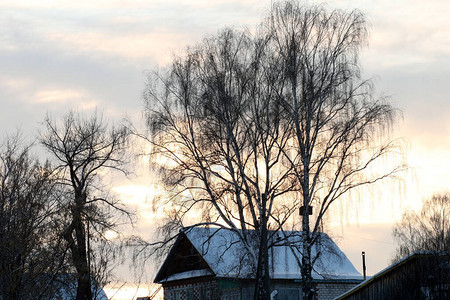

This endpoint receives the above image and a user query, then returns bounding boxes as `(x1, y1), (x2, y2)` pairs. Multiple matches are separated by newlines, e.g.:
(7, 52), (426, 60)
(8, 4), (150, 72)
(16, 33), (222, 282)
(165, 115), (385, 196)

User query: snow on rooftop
(186, 227), (255, 278)
(184, 227), (362, 280)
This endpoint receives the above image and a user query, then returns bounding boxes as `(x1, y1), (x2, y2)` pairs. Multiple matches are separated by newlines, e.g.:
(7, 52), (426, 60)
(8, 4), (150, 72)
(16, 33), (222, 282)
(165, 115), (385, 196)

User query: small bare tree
(0, 134), (66, 299)
(393, 193), (449, 261)
(40, 111), (130, 300)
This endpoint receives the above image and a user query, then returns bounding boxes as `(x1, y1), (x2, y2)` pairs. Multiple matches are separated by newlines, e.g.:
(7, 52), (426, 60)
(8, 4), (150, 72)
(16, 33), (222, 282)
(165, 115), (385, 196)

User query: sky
(1, 0), (449, 299)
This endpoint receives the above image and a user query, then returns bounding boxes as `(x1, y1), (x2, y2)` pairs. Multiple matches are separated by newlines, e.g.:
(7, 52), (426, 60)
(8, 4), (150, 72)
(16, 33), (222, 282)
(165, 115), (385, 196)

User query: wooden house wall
(163, 278), (218, 300)
(162, 278), (361, 300)
(339, 254), (450, 300)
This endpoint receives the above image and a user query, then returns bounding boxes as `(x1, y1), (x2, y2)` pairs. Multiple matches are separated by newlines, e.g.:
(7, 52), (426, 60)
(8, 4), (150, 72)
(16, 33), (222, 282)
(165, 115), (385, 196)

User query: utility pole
(362, 251), (366, 280)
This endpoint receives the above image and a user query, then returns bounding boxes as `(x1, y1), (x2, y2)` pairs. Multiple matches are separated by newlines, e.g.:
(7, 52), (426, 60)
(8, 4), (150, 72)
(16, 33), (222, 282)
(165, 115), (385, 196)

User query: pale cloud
(46, 30), (185, 65)
(113, 184), (155, 206)
(331, 0), (450, 70)
(0, 75), (99, 109)
(0, 0), (267, 65)
(112, 183), (169, 221)
(1, 77), (33, 90)
(0, 0), (152, 10)
(33, 88), (88, 104)
(404, 141), (450, 199)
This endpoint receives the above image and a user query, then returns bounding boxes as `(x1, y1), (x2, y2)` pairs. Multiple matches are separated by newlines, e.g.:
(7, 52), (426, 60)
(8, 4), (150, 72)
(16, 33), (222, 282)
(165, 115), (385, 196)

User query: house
(335, 251), (450, 300)
(154, 227), (363, 300)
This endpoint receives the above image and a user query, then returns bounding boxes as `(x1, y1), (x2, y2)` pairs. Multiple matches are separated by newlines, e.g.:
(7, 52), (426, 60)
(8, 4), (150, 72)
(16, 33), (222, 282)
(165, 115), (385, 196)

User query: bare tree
(143, 27), (297, 298)
(0, 134), (67, 299)
(40, 111), (130, 300)
(393, 193), (449, 261)
(142, 1), (403, 299)
(265, 1), (403, 298)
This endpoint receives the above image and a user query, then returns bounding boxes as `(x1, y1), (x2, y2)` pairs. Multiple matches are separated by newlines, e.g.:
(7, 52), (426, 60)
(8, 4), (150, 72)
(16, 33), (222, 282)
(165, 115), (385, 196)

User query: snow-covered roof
(155, 227), (362, 283)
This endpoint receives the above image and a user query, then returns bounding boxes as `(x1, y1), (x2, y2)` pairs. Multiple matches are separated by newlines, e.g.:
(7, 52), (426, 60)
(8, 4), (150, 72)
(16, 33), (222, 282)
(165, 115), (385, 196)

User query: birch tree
(143, 1), (403, 299)
(265, 2), (403, 298)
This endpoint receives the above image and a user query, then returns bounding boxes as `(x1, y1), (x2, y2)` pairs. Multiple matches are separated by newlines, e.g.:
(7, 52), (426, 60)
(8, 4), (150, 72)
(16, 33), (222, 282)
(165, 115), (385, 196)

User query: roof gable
(153, 232), (214, 283)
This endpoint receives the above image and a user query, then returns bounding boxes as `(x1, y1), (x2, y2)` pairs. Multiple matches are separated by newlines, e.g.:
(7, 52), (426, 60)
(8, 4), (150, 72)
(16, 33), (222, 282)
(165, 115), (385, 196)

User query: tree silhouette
(393, 193), (449, 261)
(0, 134), (66, 299)
(143, 1), (403, 299)
(41, 111), (130, 300)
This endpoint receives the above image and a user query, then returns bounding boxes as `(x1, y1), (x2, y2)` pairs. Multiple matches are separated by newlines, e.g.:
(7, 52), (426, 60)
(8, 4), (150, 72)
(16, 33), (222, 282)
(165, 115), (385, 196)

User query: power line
(345, 234), (395, 245)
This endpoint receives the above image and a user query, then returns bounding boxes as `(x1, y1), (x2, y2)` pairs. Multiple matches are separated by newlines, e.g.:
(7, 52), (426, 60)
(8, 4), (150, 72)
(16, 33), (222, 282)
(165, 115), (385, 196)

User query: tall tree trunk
(254, 194), (270, 300)
(65, 191), (92, 300)
(301, 187), (314, 300)
(76, 273), (92, 300)
(74, 223), (92, 300)
(301, 230), (313, 300)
